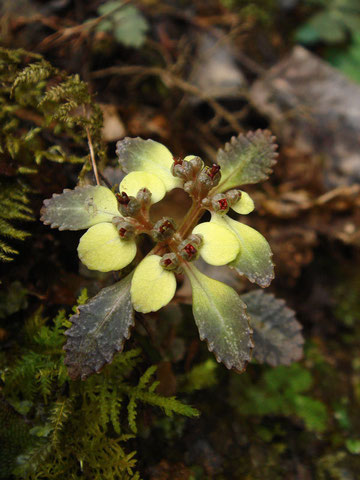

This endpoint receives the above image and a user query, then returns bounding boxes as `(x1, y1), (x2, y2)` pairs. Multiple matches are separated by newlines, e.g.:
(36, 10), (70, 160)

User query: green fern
(0, 182), (33, 261)
(1, 292), (199, 479)
(0, 47), (108, 261)
(11, 59), (57, 96)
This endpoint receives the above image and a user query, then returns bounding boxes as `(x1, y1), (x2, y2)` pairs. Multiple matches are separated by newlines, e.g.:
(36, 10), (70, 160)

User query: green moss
(0, 47), (107, 261)
(229, 363), (328, 432)
(0, 292), (199, 479)
(333, 270), (360, 328)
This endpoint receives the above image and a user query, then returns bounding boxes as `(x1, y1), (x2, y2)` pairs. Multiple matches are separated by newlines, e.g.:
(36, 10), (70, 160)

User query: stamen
(184, 243), (196, 256)
(116, 192), (130, 205)
(207, 164), (221, 179)
(160, 252), (180, 271)
(218, 198), (228, 210)
(151, 217), (177, 241)
(159, 220), (174, 234)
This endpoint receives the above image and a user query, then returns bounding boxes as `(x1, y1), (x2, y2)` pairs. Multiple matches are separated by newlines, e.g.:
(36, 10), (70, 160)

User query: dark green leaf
(215, 129), (278, 192)
(241, 290), (304, 366)
(185, 264), (253, 372)
(64, 274), (134, 380)
(40, 186), (120, 231)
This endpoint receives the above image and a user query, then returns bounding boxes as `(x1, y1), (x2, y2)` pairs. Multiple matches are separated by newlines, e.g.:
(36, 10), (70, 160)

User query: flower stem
(175, 201), (205, 240)
(149, 200), (205, 257)
(85, 125), (100, 186)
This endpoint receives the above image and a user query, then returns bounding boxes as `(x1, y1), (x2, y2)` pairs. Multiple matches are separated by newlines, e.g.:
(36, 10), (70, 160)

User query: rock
(250, 46), (360, 187)
(189, 31), (247, 101)
(100, 104), (126, 142)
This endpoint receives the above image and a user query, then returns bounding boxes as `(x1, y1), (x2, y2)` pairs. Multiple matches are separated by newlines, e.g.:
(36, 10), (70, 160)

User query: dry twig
(91, 65), (247, 132)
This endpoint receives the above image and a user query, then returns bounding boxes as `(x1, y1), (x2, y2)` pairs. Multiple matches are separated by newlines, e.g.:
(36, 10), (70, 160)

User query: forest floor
(1, 1), (360, 479)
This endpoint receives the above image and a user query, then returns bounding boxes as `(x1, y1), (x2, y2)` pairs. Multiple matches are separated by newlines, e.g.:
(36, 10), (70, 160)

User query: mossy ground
(1, 1), (360, 478)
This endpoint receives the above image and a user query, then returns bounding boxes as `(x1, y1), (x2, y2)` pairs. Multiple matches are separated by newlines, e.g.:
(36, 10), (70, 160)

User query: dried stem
(91, 66), (246, 133)
(85, 125), (100, 186)
(174, 201), (205, 241)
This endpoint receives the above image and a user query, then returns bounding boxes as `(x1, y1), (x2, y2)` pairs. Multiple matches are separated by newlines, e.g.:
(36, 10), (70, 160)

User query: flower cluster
(41, 133), (277, 376)
(62, 138), (269, 313)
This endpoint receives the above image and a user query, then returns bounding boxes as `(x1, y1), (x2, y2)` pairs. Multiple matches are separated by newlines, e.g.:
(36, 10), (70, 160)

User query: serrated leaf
(212, 214), (274, 287)
(241, 290), (304, 366)
(215, 129), (278, 192)
(185, 263), (253, 372)
(40, 186), (120, 231)
(64, 273), (134, 380)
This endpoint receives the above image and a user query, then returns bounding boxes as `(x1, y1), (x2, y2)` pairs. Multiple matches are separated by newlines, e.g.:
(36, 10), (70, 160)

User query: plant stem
(85, 125), (100, 186)
(174, 200), (205, 241)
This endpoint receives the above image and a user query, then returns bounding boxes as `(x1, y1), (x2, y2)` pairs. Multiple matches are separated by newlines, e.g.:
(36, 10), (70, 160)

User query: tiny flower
(178, 234), (203, 262)
(160, 252), (180, 271)
(151, 217), (177, 242)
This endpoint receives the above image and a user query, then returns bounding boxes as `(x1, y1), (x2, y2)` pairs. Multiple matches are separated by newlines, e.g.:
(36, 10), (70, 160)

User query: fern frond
(2, 295), (199, 479)
(0, 48), (109, 262)
(74, 288), (89, 309)
(11, 59), (56, 95)
(13, 440), (52, 478)
(109, 391), (122, 434)
(138, 365), (157, 389)
(0, 46), (42, 66)
(0, 182), (33, 261)
(127, 396), (138, 434)
(49, 398), (74, 447)
(0, 239), (18, 261)
(99, 385), (110, 428)
(36, 368), (53, 400)
(111, 347), (143, 372)
(0, 218), (31, 240)
(124, 364), (199, 433)
(136, 391), (200, 418)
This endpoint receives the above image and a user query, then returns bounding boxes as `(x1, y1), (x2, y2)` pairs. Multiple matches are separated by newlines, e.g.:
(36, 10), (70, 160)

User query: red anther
(173, 157), (183, 166)
(184, 243), (196, 256)
(116, 192), (130, 205)
(207, 164), (221, 179)
(163, 258), (172, 266)
(159, 220), (173, 233)
(218, 198), (228, 210)
(119, 228), (127, 237)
